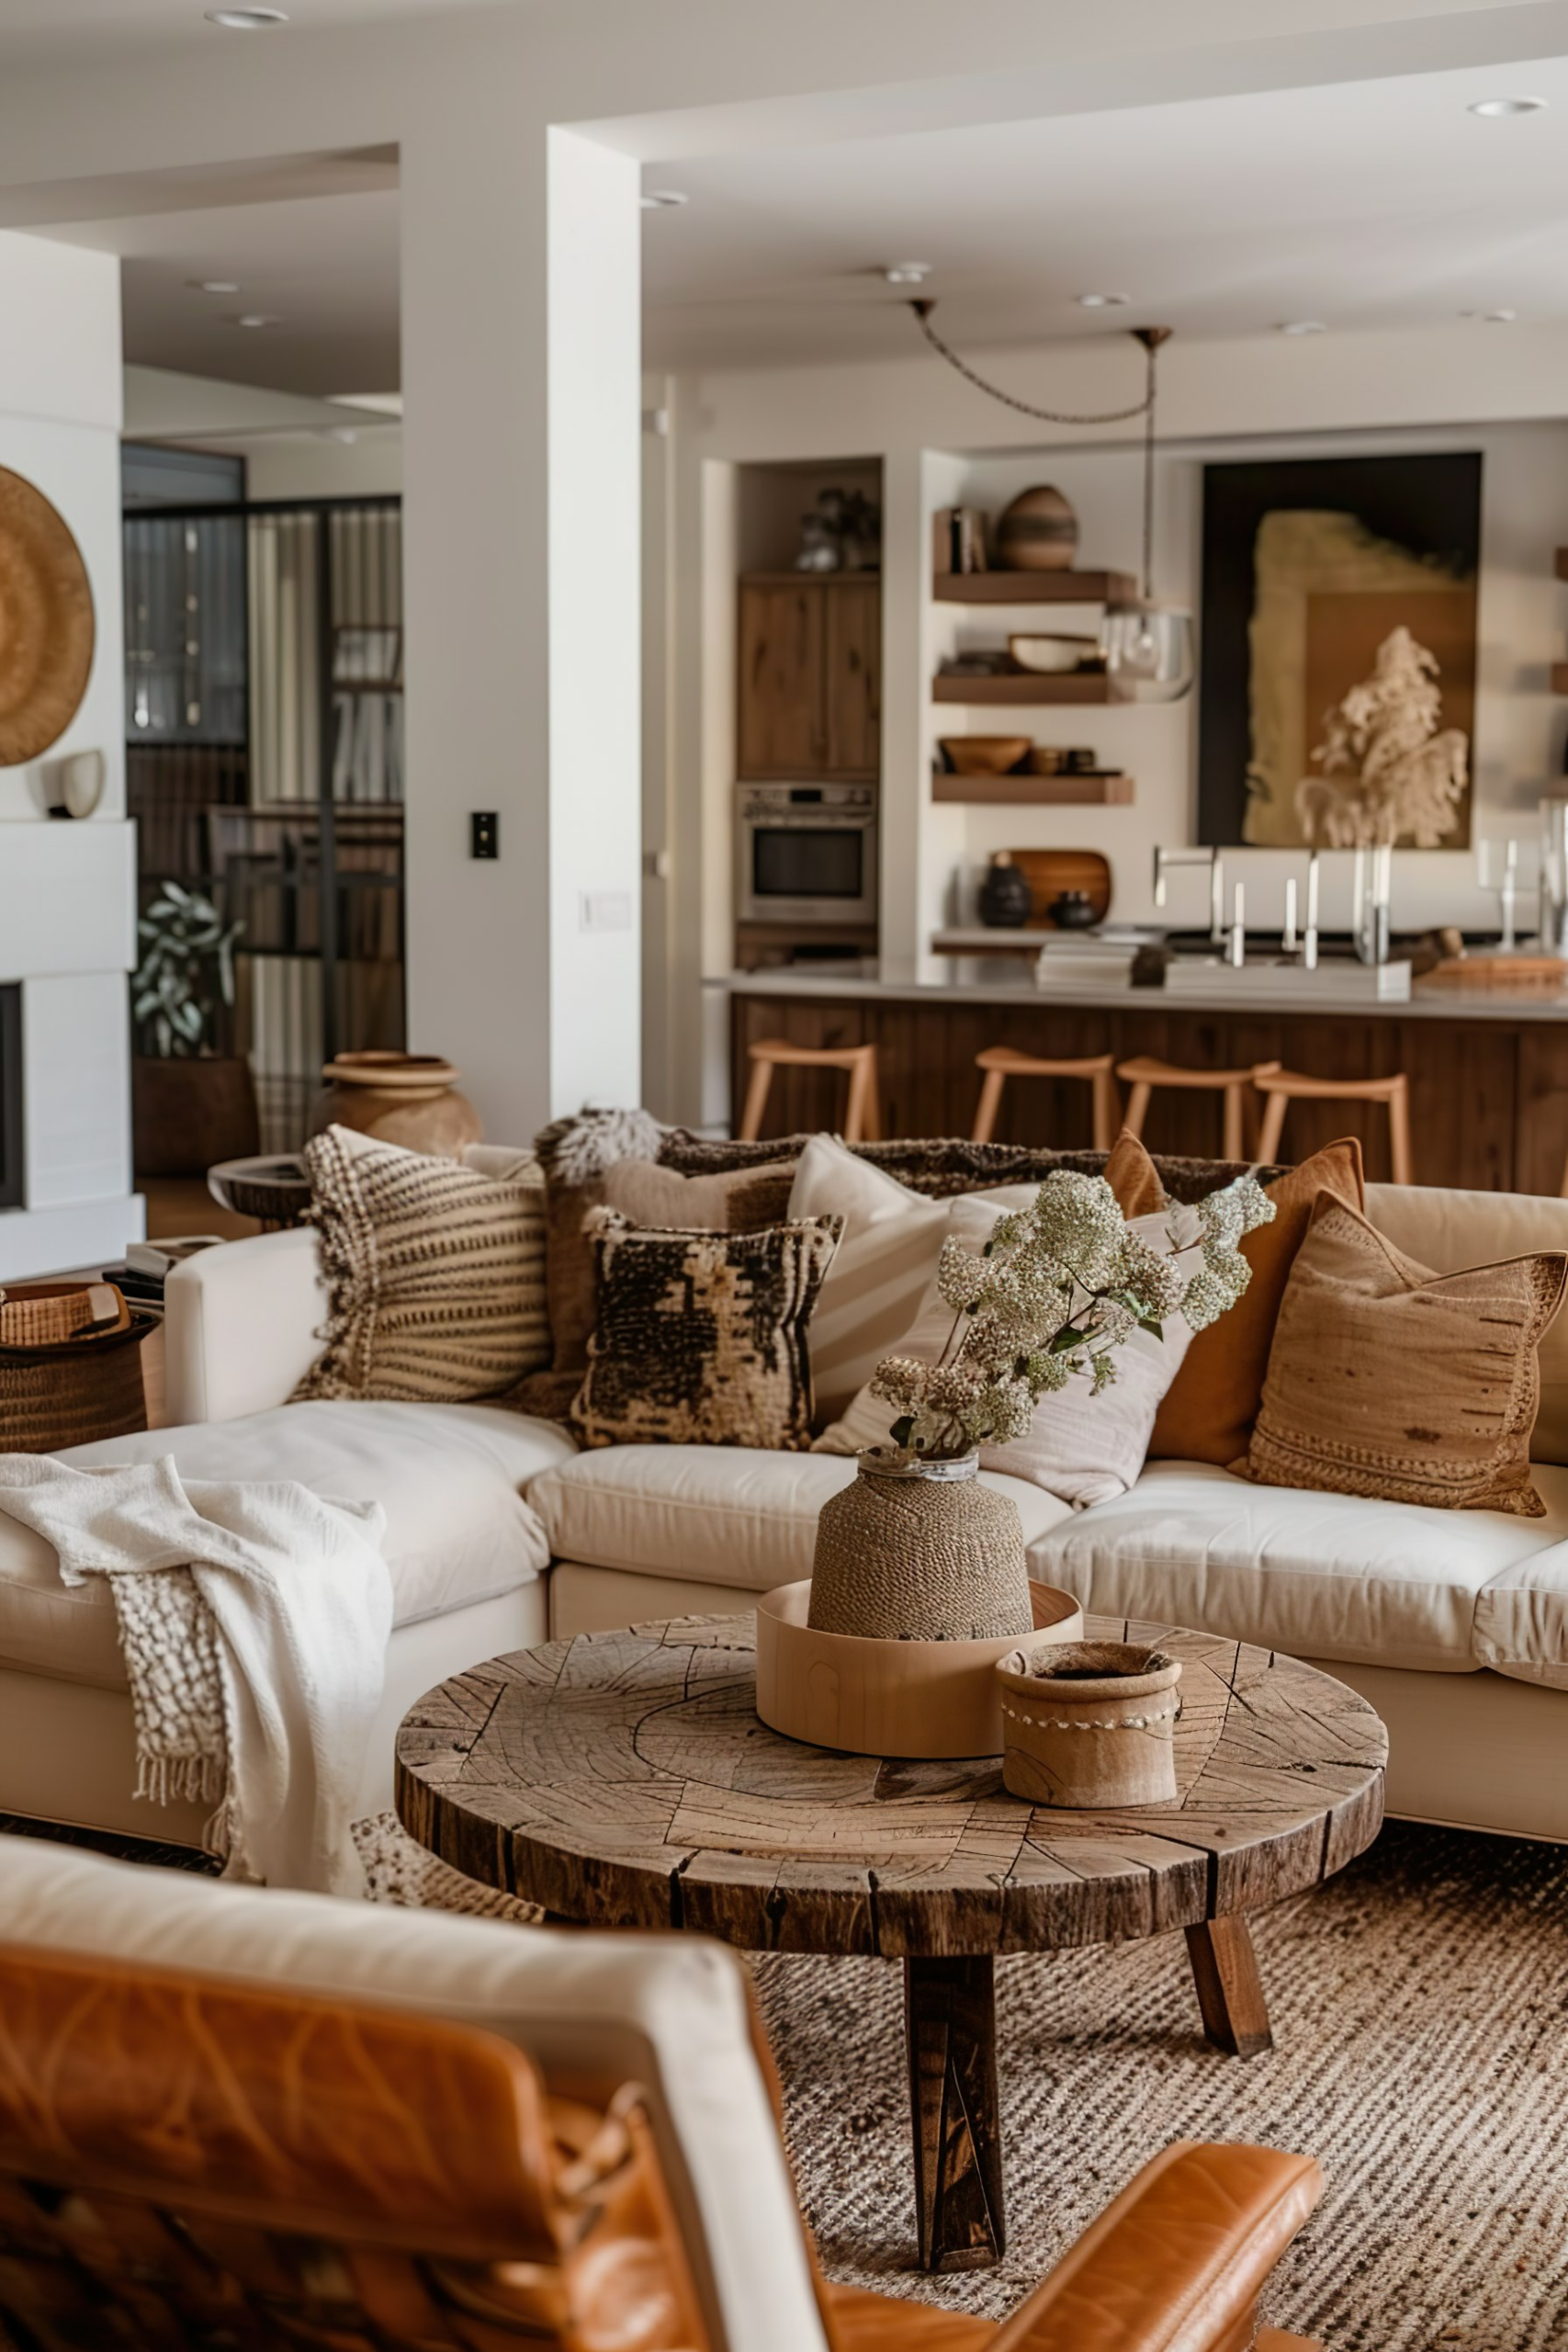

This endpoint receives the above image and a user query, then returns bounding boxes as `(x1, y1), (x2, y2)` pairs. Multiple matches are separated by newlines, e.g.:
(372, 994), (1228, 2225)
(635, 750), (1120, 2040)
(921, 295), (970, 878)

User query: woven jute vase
(998, 1640), (1183, 1809)
(807, 1451), (1031, 1643)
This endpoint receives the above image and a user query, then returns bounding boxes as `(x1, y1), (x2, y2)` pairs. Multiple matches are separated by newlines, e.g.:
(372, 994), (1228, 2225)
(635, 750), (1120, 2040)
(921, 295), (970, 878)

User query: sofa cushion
(531, 1444), (1074, 1592)
(1028, 1457), (1568, 1674)
(0, 1400), (575, 1690)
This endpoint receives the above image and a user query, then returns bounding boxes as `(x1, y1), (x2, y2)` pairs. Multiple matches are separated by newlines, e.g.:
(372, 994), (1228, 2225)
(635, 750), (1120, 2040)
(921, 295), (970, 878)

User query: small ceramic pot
(808, 1451), (1032, 1643)
(997, 1639), (1183, 1808)
(309, 1051), (481, 1159)
(1048, 890), (1098, 930)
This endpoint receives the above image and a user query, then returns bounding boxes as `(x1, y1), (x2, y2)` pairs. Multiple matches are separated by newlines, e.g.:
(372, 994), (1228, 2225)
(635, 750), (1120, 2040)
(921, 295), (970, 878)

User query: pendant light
(908, 307), (1195, 702)
(1101, 328), (1194, 703)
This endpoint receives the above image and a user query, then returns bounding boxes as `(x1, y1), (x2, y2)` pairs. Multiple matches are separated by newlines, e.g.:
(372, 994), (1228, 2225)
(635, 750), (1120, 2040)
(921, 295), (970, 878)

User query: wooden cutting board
(1010, 849), (1112, 926)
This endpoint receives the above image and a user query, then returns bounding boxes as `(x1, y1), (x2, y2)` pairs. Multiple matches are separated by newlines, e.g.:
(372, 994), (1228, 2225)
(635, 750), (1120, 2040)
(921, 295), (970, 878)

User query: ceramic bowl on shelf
(1008, 631), (1099, 675)
(938, 734), (1032, 776)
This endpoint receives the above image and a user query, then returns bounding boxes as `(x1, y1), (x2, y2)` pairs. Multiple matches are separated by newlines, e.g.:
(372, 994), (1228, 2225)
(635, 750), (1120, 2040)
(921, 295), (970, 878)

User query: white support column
(400, 102), (641, 1144)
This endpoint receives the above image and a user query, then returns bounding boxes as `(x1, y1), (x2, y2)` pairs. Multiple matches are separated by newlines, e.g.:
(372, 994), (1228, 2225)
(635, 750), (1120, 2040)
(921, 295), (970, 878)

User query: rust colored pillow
(1104, 1127), (1165, 1218)
(1148, 1136), (1365, 1466)
(1243, 1196), (1567, 1516)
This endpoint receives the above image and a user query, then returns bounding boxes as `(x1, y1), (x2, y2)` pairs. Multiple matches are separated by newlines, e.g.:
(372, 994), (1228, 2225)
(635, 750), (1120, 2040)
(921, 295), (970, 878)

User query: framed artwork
(1197, 451), (1482, 849)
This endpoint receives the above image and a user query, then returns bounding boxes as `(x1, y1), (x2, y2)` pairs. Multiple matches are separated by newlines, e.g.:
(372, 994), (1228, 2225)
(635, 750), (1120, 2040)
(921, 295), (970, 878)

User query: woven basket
(0, 1281), (130, 1351)
(0, 1284), (153, 1453)
(807, 1450), (1031, 1642)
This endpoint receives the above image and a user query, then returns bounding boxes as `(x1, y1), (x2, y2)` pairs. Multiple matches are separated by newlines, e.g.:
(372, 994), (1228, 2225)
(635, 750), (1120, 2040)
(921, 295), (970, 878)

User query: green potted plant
(130, 880), (260, 1179)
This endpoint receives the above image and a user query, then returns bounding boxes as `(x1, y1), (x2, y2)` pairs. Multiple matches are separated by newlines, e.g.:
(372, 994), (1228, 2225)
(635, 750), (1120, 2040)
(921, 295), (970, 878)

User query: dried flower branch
(869, 1169), (1275, 1462)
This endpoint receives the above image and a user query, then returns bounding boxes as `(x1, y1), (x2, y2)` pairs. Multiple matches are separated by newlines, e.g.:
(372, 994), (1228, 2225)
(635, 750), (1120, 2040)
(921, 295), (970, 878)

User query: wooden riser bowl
(754, 1578), (1083, 1759)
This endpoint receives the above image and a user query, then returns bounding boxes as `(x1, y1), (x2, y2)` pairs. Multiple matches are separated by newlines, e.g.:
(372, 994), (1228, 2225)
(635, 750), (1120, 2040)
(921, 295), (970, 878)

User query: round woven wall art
(0, 468), (95, 766)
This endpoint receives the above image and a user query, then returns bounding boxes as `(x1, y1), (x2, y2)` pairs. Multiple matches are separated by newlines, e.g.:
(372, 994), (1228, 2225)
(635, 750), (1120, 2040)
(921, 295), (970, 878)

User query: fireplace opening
(0, 986), (22, 1212)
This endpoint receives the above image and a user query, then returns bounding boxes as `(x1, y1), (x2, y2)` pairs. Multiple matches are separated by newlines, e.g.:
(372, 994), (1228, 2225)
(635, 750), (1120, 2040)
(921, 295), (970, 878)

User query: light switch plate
(580, 889), (632, 933)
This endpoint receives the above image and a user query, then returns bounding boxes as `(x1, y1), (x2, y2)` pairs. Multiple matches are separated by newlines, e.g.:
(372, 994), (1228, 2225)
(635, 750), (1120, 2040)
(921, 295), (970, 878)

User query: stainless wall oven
(737, 783), (878, 926)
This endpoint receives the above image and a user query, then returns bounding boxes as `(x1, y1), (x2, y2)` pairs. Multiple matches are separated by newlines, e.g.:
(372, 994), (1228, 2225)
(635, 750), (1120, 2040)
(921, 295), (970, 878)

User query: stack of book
(1032, 930), (1147, 991)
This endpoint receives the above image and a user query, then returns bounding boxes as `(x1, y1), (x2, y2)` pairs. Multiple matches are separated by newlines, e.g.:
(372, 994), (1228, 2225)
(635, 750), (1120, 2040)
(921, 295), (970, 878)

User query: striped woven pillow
(295, 1125), (549, 1404)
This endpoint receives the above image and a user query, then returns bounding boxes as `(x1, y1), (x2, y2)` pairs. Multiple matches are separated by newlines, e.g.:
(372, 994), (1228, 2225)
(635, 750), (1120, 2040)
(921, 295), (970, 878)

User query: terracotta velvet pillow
(1149, 1137), (1364, 1466)
(1243, 1196), (1568, 1516)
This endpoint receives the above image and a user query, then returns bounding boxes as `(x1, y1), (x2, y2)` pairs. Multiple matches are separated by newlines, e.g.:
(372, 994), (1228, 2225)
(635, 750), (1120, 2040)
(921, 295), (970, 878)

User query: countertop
(716, 956), (1568, 1024)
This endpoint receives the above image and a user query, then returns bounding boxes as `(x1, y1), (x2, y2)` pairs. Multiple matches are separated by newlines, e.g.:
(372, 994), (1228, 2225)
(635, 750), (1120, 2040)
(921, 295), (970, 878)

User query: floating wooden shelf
(932, 672), (1111, 706)
(933, 570), (1138, 605)
(931, 771), (1134, 806)
(1552, 662), (1568, 695)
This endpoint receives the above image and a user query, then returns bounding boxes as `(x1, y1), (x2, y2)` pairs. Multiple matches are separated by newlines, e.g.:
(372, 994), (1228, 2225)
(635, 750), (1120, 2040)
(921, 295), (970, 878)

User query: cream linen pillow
(787, 1136), (1037, 1422)
(815, 1192), (1196, 1507)
(1245, 1195), (1568, 1516)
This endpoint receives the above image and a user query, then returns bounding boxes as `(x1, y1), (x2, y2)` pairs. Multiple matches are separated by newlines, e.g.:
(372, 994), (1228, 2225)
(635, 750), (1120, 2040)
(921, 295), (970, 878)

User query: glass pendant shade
(1101, 602), (1195, 703)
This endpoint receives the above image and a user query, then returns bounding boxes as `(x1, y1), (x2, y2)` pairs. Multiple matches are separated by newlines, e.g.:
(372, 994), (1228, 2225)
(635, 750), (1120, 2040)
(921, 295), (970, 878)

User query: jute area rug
(751, 1821), (1568, 2352)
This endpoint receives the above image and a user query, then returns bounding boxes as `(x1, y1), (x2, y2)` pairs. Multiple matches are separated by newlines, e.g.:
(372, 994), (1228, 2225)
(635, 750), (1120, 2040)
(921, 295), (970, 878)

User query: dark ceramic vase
(979, 854), (1033, 928)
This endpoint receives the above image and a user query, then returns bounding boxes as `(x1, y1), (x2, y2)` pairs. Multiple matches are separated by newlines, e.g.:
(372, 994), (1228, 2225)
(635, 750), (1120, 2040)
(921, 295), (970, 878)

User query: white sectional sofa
(4, 1173), (1568, 1850)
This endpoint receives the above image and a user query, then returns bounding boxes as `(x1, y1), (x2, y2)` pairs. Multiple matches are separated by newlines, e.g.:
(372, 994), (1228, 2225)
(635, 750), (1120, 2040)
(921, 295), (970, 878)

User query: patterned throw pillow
(295, 1125), (549, 1404)
(572, 1210), (841, 1452)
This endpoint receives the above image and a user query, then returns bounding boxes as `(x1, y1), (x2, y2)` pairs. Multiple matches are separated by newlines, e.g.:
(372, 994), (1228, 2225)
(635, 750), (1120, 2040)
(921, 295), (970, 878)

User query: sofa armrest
(164, 1227), (329, 1426)
(987, 2142), (1323, 2352)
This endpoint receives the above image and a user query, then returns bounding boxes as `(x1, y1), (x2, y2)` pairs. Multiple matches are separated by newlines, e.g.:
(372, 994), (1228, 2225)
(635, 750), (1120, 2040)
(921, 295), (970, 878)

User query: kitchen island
(720, 956), (1568, 1190)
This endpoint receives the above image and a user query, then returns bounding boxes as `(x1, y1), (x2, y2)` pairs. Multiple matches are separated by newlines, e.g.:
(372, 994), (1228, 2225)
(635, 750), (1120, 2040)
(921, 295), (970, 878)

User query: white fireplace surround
(0, 822), (143, 1282)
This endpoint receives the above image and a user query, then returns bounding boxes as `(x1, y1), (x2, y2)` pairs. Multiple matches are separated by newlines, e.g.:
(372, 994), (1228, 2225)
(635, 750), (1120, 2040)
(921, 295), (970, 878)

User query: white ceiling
(641, 51), (1568, 370)
(0, 0), (512, 74)
(29, 47), (1568, 396)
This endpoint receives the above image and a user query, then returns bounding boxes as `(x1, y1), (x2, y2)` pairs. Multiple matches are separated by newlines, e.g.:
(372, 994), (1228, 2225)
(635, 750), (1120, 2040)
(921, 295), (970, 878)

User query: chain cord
(909, 300), (1154, 428)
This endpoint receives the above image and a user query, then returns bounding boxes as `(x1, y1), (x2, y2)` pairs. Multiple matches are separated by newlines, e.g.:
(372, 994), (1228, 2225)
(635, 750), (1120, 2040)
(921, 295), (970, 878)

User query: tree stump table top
(395, 1611), (1387, 1955)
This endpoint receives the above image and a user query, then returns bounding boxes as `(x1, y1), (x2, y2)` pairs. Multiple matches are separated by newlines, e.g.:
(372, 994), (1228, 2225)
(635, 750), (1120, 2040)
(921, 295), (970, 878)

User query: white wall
(0, 231), (140, 1276)
(0, 234), (124, 829)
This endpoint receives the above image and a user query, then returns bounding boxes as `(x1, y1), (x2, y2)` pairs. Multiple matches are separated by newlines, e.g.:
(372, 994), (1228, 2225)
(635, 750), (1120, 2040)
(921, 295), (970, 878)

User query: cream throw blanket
(0, 1455), (391, 1897)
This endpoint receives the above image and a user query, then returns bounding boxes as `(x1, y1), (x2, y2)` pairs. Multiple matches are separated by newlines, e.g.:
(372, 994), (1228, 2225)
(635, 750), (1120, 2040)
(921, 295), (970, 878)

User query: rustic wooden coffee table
(396, 1611), (1386, 2274)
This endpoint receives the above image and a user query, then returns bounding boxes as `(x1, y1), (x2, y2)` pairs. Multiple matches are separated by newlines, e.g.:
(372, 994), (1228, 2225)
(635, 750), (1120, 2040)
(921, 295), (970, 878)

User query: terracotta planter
(807, 1450), (1031, 1643)
(998, 1640), (1184, 1809)
(309, 1051), (481, 1159)
(132, 1055), (260, 1179)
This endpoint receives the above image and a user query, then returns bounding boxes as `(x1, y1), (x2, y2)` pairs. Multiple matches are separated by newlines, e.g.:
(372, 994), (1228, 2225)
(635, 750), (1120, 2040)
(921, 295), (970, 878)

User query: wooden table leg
(904, 1955), (1005, 2271)
(1184, 1915), (1274, 2058)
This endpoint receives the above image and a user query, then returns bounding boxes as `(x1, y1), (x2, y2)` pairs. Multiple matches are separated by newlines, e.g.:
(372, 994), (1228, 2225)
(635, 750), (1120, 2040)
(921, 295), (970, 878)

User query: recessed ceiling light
(231, 313), (281, 329)
(883, 262), (931, 286)
(1463, 306), (1517, 322)
(1077, 292), (1129, 310)
(187, 278), (240, 294)
(205, 7), (288, 24)
(640, 189), (689, 210)
(1279, 319), (1327, 335)
(1468, 95), (1546, 116)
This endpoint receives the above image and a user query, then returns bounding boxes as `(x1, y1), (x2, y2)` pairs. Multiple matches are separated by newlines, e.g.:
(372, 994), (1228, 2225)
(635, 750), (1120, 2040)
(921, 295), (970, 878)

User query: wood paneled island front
(725, 963), (1568, 1192)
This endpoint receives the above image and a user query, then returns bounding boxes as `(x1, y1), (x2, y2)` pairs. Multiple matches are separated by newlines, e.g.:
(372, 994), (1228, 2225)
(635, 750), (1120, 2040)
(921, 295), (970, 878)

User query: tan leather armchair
(0, 1933), (1323, 2352)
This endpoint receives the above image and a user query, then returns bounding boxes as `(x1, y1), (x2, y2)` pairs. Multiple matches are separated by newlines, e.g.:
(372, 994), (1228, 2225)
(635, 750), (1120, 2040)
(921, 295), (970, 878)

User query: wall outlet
(470, 811), (499, 859)
(580, 889), (632, 933)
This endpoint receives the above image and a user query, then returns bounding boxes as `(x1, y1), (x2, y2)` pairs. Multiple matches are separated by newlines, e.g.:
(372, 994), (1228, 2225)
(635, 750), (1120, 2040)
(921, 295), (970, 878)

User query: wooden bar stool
(1253, 1067), (1413, 1185)
(1117, 1056), (1280, 1163)
(971, 1046), (1119, 1149)
(739, 1039), (881, 1144)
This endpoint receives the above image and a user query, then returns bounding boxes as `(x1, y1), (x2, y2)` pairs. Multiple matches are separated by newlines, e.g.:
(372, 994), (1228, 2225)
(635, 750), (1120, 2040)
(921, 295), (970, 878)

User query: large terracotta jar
(309, 1052), (482, 1158)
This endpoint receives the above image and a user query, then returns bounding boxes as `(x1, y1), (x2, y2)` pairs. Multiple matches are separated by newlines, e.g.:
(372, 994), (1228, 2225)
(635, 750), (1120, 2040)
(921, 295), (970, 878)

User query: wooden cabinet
(738, 576), (880, 780)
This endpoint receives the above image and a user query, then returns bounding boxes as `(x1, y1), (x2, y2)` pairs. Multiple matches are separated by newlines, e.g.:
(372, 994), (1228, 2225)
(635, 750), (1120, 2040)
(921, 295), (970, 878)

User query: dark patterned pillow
(572, 1210), (842, 1452)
